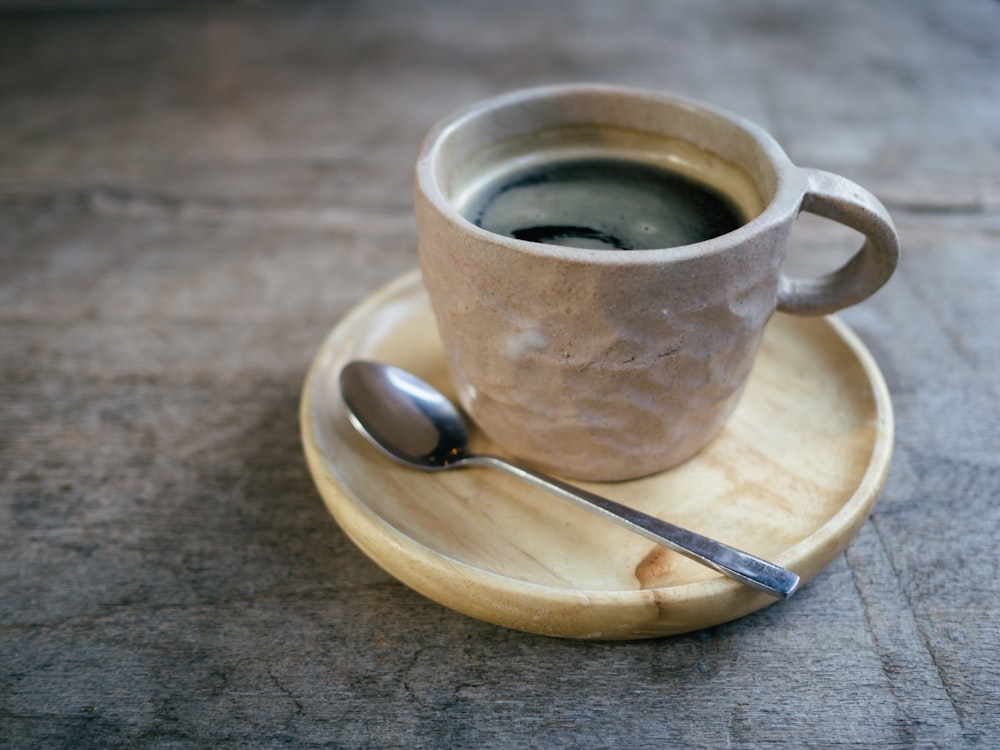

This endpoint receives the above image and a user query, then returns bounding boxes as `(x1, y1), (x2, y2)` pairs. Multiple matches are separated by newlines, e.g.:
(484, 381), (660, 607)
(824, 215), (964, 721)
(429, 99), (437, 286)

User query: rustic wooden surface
(1, 1), (998, 747)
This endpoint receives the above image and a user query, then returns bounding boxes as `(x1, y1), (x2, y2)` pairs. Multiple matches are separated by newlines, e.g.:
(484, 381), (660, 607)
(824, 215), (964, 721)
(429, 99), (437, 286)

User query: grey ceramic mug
(415, 83), (898, 481)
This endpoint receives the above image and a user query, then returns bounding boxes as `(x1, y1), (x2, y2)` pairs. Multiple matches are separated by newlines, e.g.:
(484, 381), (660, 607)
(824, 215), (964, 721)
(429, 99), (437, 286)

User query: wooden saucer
(300, 271), (893, 639)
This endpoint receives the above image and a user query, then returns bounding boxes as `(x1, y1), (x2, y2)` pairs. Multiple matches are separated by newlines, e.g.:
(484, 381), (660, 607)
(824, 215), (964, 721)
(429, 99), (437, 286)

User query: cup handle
(777, 169), (899, 315)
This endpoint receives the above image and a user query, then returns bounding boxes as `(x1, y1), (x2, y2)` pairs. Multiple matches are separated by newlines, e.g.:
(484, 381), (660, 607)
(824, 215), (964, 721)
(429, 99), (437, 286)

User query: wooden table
(2, 2), (998, 747)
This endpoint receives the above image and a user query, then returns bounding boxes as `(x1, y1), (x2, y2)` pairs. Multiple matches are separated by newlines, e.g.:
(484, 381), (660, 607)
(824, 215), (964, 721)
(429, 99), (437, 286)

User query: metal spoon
(339, 360), (800, 599)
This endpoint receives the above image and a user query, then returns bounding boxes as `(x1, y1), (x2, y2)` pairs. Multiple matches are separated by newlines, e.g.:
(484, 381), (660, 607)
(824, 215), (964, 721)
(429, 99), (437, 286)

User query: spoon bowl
(339, 359), (800, 599)
(340, 361), (469, 469)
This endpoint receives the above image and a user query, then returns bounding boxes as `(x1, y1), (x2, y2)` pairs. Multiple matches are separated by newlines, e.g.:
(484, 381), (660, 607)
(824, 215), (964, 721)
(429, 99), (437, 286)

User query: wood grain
(2, 1), (998, 747)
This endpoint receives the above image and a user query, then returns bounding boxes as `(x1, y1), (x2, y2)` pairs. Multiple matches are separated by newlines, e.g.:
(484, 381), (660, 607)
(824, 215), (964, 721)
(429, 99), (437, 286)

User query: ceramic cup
(415, 83), (898, 481)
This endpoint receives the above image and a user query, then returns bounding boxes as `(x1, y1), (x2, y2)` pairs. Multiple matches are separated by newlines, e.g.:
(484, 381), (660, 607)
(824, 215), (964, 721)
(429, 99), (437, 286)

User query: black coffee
(464, 157), (745, 250)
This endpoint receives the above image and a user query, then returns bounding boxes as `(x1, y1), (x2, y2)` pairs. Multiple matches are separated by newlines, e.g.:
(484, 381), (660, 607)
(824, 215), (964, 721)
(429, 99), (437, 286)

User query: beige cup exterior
(415, 84), (898, 481)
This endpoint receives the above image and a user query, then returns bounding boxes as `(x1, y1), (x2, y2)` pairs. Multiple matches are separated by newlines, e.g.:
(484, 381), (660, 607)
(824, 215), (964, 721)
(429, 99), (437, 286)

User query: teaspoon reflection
(339, 360), (800, 599)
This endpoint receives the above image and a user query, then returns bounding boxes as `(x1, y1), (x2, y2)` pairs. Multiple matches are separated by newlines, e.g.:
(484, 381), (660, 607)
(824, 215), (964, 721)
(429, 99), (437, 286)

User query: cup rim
(416, 82), (805, 265)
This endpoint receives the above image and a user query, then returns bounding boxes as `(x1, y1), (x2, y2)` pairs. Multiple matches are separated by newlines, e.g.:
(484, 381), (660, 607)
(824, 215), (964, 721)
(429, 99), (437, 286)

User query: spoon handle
(469, 455), (800, 599)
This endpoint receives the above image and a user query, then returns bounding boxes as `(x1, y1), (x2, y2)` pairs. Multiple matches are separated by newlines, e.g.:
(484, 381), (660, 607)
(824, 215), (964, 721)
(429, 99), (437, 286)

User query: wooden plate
(301, 271), (893, 639)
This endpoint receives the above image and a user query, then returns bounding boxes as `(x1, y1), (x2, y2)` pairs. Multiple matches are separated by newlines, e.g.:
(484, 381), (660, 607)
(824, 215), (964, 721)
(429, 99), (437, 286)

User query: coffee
(461, 156), (745, 251)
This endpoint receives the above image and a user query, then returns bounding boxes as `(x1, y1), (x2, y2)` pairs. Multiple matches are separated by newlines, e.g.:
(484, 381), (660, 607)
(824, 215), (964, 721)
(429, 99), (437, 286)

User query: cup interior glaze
(421, 86), (801, 256)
